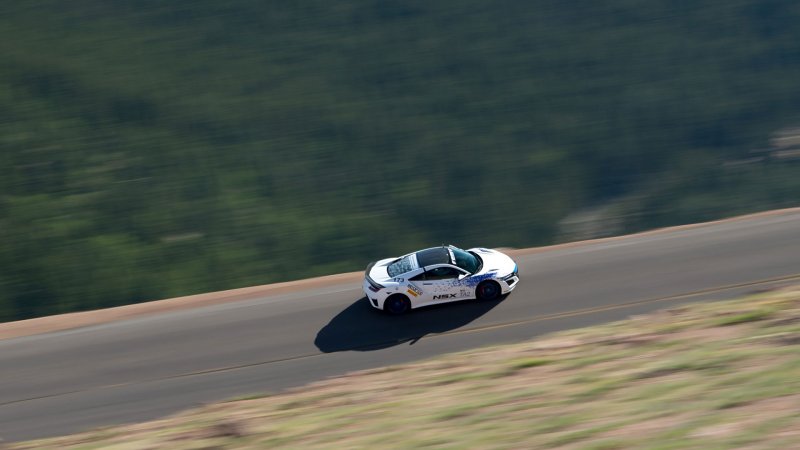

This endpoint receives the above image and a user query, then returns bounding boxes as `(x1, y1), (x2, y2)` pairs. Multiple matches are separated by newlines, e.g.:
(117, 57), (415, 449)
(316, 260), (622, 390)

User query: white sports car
(363, 245), (520, 314)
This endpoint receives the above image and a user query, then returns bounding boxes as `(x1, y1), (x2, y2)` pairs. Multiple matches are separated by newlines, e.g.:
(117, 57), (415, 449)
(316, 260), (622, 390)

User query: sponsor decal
(433, 293), (457, 300)
(407, 283), (423, 296)
(406, 289), (419, 297)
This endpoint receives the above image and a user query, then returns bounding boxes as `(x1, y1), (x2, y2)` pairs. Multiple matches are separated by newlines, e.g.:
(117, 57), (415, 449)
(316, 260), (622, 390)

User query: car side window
(425, 267), (461, 280)
(409, 273), (426, 281)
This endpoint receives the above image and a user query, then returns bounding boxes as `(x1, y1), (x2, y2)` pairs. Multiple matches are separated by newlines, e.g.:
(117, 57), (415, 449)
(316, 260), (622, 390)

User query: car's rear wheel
(476, 280), (501, 301)
(384, 294), (411, 315)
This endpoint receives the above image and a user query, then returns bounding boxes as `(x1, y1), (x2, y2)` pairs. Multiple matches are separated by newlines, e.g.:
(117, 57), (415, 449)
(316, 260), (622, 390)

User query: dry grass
(12, 286), (800, 450)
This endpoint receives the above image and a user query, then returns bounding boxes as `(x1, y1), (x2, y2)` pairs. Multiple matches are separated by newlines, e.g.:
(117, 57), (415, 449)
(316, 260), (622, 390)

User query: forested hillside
(2, 0), (800, 321)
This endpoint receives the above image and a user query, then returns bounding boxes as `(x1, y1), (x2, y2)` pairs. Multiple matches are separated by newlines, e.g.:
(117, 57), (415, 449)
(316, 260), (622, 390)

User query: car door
(415, 265), (470, 307)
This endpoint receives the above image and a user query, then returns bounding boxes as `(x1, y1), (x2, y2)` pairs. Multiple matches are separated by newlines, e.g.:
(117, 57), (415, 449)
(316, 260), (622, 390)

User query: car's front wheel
(384, 294), (411, 315)
(476, 280), (501, 301)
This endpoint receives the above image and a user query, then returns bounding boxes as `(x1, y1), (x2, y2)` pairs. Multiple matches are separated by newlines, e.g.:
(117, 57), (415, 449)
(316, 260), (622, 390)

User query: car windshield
(387, 255), (415, 277)
(451, 247), (481, 273)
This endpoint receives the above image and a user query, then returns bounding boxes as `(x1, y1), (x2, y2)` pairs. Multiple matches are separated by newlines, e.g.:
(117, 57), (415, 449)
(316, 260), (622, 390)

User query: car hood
(470, 248), (517, 277)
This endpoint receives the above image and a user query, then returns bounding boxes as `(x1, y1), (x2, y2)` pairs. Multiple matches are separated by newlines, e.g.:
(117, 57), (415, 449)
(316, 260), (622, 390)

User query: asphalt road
(1, 211), (799, 442)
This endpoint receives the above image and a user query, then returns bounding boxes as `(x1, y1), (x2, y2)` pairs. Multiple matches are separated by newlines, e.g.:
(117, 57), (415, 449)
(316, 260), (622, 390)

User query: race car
(363, 245), (520, 314)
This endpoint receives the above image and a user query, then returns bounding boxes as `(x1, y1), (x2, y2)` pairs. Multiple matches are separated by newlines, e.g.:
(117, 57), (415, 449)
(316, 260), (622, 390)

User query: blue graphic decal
(459, 271), (497, 288)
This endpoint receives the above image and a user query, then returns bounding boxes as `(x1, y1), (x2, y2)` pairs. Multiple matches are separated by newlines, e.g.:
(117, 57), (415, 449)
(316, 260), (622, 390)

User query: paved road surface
(1, 211), (799, 442)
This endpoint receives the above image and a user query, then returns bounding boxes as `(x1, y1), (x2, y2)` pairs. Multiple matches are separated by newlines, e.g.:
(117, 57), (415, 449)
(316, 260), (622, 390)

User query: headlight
(506, 264), (518, 278)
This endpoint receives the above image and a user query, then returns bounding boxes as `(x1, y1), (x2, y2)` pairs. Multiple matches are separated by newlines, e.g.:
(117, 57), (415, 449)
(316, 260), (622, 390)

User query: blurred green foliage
(2, 1), (800, 321)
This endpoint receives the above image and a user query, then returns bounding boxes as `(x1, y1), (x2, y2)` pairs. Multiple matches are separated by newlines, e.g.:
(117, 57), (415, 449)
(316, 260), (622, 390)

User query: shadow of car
(314, 295), (505, 352)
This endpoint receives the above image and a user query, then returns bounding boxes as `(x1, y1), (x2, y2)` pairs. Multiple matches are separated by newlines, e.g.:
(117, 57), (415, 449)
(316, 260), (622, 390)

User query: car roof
(415, 247), (452, 267)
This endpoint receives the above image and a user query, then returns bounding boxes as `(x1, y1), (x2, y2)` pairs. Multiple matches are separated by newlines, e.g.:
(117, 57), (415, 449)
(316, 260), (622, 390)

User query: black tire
(384, 294), (411, 315)
(476, 280), (501, 301)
